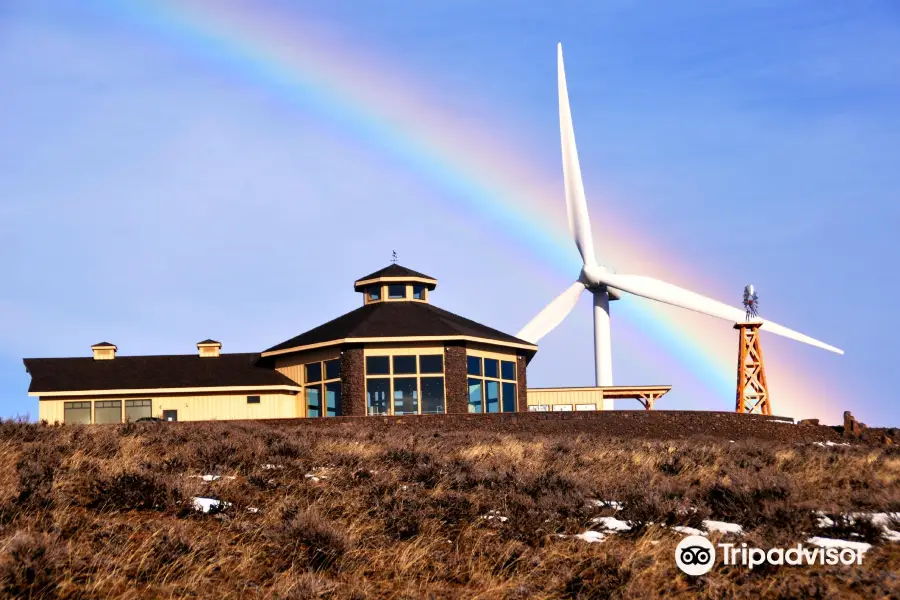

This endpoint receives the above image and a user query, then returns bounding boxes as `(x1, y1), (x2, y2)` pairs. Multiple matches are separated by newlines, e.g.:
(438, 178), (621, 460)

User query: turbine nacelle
(579, 264), (607, 289)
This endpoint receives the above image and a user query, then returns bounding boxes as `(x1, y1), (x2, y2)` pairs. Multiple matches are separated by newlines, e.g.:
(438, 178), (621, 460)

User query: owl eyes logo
(675, 536), (716, 576)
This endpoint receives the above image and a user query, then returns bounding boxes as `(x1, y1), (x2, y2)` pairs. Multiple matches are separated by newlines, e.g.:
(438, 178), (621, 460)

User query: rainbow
(100, 0), (848, 421)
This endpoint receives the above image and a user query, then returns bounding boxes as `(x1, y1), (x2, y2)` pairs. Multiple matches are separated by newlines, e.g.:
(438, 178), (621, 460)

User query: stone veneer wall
(444, 343), (468, 414)
(340, 346), (365, 417)
(516, 354), (528, 412)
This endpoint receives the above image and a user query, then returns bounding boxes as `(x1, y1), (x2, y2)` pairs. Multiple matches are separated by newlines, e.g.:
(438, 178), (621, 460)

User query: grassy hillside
(0, 418), (897, 598)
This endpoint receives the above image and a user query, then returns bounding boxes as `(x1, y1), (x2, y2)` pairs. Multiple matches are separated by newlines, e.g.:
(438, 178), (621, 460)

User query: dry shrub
(565, 555), (632, 599)
(268, 507), (351, 572)
(0, 532), (63, 598)
(82, 471), (179, 512)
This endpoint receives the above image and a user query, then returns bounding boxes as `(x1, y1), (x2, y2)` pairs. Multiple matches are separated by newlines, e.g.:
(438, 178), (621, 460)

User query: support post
(734, 322), (771, 415)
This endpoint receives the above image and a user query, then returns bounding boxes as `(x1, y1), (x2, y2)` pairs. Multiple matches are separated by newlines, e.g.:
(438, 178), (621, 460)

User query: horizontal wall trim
(262, 335), (538, 357)
(31, 384), (302, 398)
(354, 276), (437, 288)
(526, 385), (671, 392)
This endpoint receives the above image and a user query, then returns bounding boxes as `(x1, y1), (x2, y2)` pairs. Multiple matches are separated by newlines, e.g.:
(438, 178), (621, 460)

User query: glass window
(467, 356), (482, 376)
(305, 362), (322, 383)
(552, 404), (573, 411)
(125, 399), (152, 422)
(94, 400), (122, 424)
(412, 284), (425, 299)
(421, 377), (444, 414)
(367, 378), (389, 415)
(419, 354), (443, 374)
(367, 286), (381, 301)
(485, 381), (500, 413)
(366, 356), (390, 375)
(64, 401), (91, 424)
(575, 404), (596, 411)
(502, 382), (517, 413)
(326, 382), (341, 417)
(325, 359), (341, 380)
(393, 377), (418, 415)
(247, 395), (260, 404)
(501, 361), (516, 381)
(484, 358), (499, 379)
(306, 385), (322, 418)
(468, 378), (483, 413)
(393, 355), (416, 374)
(388, 284), (406, 299)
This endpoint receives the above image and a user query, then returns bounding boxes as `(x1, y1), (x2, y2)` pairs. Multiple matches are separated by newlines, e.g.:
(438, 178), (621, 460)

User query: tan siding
(364, 344), (444, 356)
(154, 393), (298, 421)
(38, 399), (64, 424)
(275, 349), (341, 385)
(527, 388), (605, 409)
(39, 393), (300, 424)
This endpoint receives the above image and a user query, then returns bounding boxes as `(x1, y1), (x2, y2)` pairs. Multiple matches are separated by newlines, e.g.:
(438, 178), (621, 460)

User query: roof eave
(261, 335), (538, 358)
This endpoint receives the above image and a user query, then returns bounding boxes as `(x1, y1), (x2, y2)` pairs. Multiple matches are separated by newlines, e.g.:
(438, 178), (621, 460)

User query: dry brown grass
(0, 418), (896, 598)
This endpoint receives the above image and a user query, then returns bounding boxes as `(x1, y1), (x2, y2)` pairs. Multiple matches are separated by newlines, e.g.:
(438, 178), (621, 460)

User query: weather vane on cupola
(391, 250), (398, 264)
(743, 284), (759, 321)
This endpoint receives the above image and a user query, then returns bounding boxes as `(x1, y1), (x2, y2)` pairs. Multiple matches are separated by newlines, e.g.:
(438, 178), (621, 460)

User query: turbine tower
(517, 44), (843, 393)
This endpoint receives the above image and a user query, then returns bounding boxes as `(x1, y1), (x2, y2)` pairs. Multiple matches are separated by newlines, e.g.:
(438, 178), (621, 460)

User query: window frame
(63, 401), (92, 424)
(247, 395), (261, 404)
(302, 358), (342, 418)
(364, 350), (446, 416)
(465, 351), (518, 414)
(387, 284), (408, 300)
(125, 399), (152, 422)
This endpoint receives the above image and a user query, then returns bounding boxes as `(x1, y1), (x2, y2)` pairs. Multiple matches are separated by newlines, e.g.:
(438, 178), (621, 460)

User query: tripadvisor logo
(675, 536), (716, 576)
(675, 535), (866, 575)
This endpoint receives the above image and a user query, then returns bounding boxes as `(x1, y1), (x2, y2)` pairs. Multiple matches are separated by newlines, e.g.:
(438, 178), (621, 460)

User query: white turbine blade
(517, 280), (587, 343)
(558, 43), (597, 268)
(596, 273), (844, 355)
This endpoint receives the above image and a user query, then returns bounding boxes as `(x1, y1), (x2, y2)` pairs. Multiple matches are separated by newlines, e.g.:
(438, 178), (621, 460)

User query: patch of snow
(728, 440), (735, 443)
(192, 497), (231, 513)
(190, 475), (236, 482)
(246, 507), (260, 514)
(651, 540), (660, 546)
(591, 516), (632, 532)
(772, 419), (796, 425)
(883, 530), (900, 542)
(813, 441), (850, 447)
(590, 500), (623, 510)
(703, 520), (744, 535)
(671, 526), (707, 537)
(304, 474), (321, 482)
(806, 537), (872, 553)
(570, 531), (607, 543)
(262, 464), (284, 470)
(861, 512), (898, 528)
(480, 510), (508, 523)
(816, 513), (835, 528)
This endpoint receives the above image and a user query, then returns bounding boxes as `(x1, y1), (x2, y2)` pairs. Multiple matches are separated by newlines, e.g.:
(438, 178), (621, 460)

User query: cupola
(197, 339), (222, 358)
(353, 263), (437, 305)
(91, 342), (117, 360)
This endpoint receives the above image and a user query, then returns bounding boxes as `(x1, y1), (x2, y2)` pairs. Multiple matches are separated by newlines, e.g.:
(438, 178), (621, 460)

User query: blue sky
(1, 1), (897, 425)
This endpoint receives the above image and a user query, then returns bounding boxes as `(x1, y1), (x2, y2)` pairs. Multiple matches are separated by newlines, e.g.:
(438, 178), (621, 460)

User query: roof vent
(91, 342), (117, 360)
(197, 339), (222, 358)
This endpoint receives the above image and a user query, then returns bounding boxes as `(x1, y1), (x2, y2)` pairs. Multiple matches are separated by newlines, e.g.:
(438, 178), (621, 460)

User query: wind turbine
(517, 43), (843, 391)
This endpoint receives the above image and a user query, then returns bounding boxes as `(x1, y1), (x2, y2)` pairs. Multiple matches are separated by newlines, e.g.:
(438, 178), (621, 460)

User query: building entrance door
(162, 410), (178, 422)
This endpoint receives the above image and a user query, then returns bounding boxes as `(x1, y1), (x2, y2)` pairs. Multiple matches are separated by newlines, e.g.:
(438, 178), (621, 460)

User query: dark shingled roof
(265, 301), (536, 354)
(354, 264), (437, 290)
(197, 339), (221, 345)
(23, 353), (298, 394)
